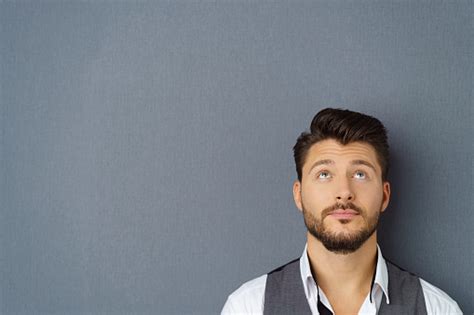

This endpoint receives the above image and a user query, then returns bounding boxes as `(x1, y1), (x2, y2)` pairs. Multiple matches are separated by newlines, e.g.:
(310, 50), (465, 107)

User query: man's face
(293, 139), (391, 254)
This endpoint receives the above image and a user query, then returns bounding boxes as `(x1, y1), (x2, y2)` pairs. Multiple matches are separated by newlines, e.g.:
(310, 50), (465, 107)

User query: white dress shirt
(222, 244), (462, 315)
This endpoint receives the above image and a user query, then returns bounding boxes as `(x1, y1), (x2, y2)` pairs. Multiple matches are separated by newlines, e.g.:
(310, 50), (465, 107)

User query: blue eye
(354, 171), (366, 179)
(318, 171), (331, 179)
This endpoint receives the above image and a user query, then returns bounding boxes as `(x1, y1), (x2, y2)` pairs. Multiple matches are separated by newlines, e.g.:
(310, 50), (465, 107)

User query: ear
(293, 180), (303, 212)
(381, 181), (391, 212)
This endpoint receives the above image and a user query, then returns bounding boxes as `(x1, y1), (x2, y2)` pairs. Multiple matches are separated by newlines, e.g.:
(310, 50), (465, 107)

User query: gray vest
(264, 257), (427, 315)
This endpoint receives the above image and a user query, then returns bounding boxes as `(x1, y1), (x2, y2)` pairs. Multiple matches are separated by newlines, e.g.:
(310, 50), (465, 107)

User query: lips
(328, 208), (359, 219)
(330, 209), (359, 215)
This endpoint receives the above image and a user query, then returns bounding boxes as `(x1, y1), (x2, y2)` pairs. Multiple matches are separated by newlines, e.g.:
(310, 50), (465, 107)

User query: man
(221, 108), (462, 314)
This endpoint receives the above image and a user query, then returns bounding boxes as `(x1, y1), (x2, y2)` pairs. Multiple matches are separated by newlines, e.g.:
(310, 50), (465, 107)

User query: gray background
(1, 1), (472, 314)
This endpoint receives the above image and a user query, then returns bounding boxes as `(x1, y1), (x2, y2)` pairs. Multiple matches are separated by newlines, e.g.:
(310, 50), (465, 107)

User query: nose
(335, 178), (354, 203)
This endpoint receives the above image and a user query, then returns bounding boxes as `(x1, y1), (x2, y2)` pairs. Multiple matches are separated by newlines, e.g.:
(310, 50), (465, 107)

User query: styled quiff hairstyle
(293, 108), (390, 182)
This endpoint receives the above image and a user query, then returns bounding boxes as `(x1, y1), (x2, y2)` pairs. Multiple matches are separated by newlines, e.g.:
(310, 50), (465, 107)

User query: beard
(302, 201), (381, 255)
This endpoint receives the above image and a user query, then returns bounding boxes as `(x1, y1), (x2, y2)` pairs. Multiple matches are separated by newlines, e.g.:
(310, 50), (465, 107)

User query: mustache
(321, 202), (364, 217)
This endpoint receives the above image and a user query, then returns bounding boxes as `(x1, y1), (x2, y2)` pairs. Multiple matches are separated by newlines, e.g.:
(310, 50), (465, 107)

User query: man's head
(293, 108), (390, 182)
(292, 108), (391, 254)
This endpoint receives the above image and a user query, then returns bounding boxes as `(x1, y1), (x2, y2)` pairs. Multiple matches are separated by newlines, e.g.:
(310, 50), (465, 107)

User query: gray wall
(1, 1), (472, 314)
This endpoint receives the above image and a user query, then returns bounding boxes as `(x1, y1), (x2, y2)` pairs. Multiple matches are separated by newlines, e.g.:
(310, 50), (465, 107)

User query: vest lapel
(378, 260), (427, 315)
(264, 258), (312, 315)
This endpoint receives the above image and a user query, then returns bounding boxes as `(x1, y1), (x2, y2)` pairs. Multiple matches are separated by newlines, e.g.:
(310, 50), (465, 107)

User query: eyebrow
(308, 159), (377, 174)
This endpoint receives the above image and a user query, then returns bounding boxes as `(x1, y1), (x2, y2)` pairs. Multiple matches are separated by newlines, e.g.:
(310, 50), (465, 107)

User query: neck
(306, 232), (378, 294)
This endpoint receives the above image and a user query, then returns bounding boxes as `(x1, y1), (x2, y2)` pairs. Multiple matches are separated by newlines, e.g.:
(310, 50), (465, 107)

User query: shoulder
(419, 278), (463, 314)
(221, 274), (267, 315)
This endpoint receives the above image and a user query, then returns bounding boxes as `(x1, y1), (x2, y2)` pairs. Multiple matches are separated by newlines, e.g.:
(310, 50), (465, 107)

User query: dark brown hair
(293, 108), (390, 182)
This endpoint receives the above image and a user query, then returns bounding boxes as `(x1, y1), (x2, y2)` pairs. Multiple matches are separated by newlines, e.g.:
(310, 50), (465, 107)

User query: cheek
(354, 184), (384, 208)
(301, 185), (331, 207)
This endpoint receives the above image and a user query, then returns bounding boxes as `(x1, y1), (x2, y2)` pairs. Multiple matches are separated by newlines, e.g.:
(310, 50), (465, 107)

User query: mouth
(328, 208), (360, 220)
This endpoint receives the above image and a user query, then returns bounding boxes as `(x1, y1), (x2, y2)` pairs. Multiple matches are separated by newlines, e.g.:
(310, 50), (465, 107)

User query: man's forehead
(309, 139), (376, 158)
(305, 140), (380, 169)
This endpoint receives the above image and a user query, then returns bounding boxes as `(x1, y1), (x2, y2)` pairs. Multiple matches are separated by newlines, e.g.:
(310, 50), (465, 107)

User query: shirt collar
(299, 243), (391, 304)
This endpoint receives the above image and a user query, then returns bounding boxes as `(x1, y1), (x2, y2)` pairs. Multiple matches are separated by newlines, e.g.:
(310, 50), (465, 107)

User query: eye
(317, 171), (331, 180)
(354, 171), (367, 179)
